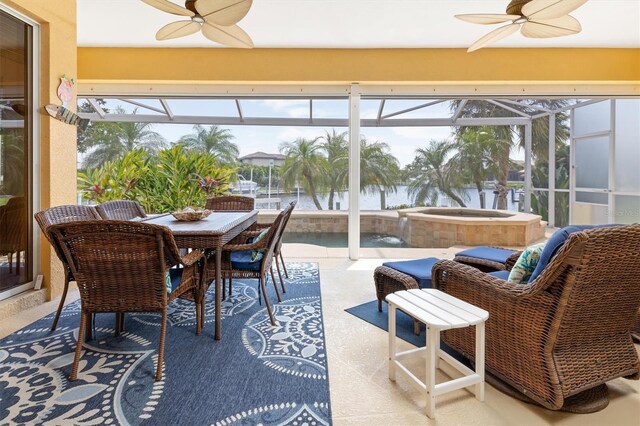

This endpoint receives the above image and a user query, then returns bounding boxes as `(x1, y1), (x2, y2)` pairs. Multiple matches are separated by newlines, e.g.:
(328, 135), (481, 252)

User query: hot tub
(398, 207), (545, 248)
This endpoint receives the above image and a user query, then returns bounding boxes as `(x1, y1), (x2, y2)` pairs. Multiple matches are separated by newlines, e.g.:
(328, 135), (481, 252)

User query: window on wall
(0, 9), (33, 296)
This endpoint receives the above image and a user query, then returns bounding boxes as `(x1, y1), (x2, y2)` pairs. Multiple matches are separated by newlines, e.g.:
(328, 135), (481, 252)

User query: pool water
(283, 232), (410, 248)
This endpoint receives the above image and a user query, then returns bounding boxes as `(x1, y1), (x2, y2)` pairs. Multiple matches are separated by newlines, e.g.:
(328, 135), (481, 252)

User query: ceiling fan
(141, 0), (253, 48)
(456, 0), (588, 52)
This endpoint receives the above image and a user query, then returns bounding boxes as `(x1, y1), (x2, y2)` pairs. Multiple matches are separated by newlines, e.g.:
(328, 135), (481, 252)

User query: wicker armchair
(49, 220), (205, 381)
(205, 195), (255, 211)
(215, 202), (294, 325)
(95, 200), (147, 220)
(35, 205), (102, 331)
(432, 225), (640, 412)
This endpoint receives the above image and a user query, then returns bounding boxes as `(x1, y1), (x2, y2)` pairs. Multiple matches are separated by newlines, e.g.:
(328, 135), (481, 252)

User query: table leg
(425, 326), (437, 419)
(388, 303), (396, 382)
(215, 248), (222, 340)
(475, 321), (485, 402)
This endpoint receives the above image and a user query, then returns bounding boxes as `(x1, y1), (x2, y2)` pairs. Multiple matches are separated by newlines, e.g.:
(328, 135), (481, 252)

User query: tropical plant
(321, 129), (348, 210)
(359, 136), (400, 210)
(78, 145), (234, 213)
(81, 107), (167, 169)
(279, 137), (327, 210)
(178, 125), (239, 164)
(407, 140), (468, 207)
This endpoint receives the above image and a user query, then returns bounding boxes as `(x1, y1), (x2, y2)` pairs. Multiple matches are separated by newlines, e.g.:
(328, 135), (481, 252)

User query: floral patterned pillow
(507, 243), (546, 284)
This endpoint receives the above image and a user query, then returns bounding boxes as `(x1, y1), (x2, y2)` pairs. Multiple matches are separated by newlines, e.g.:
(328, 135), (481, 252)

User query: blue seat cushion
(528, 224), (621, 283)
(168, 267), (183, 293)
(231, 250), (262, 272)
(454, 246), (517, 265)
(488, 270), (510, 280)
(382, 257), (439, 288)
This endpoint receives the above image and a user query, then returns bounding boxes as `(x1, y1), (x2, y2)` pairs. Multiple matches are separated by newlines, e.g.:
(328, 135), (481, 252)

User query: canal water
(257, 185), (520, 211)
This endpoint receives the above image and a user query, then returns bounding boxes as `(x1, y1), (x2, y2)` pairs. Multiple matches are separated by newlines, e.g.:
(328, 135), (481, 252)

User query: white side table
(386, 288), (489, 419)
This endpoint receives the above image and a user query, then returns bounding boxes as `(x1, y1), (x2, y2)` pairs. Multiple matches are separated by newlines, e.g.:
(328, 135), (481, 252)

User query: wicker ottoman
(374, 257), (439, 335)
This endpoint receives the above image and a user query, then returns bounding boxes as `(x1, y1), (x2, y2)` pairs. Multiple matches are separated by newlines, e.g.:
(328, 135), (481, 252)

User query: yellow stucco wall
(78, 47), (640, 87)
(2, 0), (77, 300)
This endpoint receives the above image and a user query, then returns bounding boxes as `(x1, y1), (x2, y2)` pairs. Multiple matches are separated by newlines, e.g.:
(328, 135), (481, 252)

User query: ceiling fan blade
(196, 0), (252, 26)
(455, 14), (521, 25)
(141, 0), (194, 17)
(156, 20), (201, 40)
(521, 15), (581, 38)
(202, 22), (254, 48)
(467, 23), (520, 52)
(522, 0), (588, 20)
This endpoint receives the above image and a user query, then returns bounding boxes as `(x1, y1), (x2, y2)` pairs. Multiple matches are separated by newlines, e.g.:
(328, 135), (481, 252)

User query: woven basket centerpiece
(171, 208), (212, 221)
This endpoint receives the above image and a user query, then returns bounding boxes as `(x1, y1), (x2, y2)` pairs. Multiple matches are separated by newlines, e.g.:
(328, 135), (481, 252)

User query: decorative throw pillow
(165, 271), (172, 294)
(251, 227), (270, 262)
(507, 243), (546, 284)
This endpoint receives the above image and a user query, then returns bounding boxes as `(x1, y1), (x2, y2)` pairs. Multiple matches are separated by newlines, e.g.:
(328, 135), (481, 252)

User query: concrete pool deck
(4, 236), (639, 426)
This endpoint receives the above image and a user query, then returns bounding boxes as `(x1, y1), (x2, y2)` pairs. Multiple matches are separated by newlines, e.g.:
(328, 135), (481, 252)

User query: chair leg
(280, 252), (289, 278)
(222, 278), (226, 300)
(260, 276), (276, 326)
(85, 313), (94, 342)
(8, 252), (12, 273)
(70, 311), (88, 381)
(156, 309), (167, 381)
(229, 277), (233, 295)
(115, 313), (125, 336)
(378, 298), (382, 312)
(270, 268), (282, 303)
(51, 278), (70, 331)
(275, 257), (286, 294)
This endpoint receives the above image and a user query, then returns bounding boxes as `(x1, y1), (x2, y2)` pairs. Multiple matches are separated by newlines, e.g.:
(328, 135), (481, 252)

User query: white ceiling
(77, 0), (640, 48)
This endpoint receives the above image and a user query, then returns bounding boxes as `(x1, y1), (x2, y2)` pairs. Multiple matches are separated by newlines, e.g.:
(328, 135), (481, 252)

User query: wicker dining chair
(95, 199), (147, 220)
(214, 202), (294, 325)
(205, 195), (255, 212)
(240, 201), (296, 293)
(35, 205), (102, 331)
(432, 224), (640, 412)
(49, 220), (205, 381)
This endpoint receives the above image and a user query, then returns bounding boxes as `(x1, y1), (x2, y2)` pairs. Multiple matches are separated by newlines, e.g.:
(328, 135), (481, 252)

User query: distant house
(238, 151), (286, 167)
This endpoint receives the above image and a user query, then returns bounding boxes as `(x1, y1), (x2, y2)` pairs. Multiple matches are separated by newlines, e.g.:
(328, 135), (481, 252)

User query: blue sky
(97, 98), (523, 167)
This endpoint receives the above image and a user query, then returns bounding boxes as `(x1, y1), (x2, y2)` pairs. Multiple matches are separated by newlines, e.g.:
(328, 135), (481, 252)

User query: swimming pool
(283, 232), (410, 248)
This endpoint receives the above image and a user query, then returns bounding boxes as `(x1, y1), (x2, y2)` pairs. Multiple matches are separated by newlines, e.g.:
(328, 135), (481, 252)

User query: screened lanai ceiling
(77, 0), (640, 48)
(76, 97), (596, 127)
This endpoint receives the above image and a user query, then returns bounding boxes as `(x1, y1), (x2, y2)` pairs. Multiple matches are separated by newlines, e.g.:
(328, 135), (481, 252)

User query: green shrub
(78, 145), (235, 213)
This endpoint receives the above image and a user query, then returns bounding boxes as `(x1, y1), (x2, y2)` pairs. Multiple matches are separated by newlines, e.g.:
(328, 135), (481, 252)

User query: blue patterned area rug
(0, 262), (331, 425)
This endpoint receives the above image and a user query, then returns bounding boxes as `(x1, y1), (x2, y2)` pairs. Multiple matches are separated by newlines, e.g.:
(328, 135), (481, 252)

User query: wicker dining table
(142, 210), (258, 340)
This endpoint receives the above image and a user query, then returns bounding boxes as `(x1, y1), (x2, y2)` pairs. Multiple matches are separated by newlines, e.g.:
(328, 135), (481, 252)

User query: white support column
(548, 113), (556, 227)
(524, 122), (533, 213)
(608, 100), (616, 222)
(348, 84), (361, 260)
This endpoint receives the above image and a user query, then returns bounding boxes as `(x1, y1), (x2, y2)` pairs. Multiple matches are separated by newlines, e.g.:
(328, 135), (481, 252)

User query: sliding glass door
(0, 8), (34, 298)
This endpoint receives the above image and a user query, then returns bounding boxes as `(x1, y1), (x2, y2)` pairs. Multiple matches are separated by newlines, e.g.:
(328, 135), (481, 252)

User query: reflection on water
(283, 232), (410, 248)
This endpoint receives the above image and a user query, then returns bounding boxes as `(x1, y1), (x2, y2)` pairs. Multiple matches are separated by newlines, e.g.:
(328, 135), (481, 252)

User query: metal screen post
(524, 122), (532, 213)
(348, 85), (361, 260)
(548, 113), (556, 227)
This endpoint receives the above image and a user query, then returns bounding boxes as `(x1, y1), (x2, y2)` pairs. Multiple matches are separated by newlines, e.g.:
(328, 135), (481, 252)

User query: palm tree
(407, 140), (468, 207)
(451, 127), (511, 209)
(83, 107), (167, 169)
(178, 125), (238, 164)
(450, 99), (569, 210)
(360, 137), (400, 210)
(279, 137), (327, 210)
(321, 129), (348, 210)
